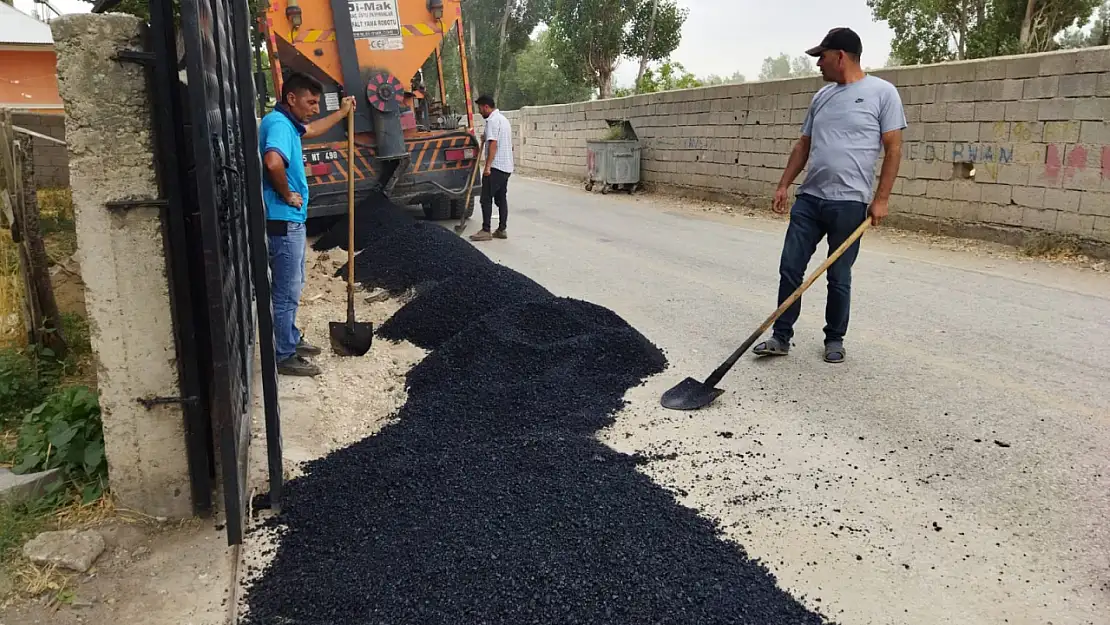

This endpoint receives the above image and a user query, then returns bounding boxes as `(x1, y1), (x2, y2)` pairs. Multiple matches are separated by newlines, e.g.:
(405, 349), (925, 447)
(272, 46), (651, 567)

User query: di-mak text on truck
(259, 0), (480, 220)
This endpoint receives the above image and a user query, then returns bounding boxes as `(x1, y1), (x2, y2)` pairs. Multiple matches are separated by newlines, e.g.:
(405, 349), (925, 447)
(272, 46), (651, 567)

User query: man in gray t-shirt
(754, 27), (906, 364)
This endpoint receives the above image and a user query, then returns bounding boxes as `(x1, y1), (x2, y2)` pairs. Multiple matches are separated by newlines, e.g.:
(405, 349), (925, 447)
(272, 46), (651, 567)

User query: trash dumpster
(585, 139), (642, 194)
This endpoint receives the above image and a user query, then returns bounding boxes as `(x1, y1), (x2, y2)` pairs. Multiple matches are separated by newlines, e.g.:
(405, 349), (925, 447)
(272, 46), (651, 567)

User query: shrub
(0, 349), (49, 426)
(12, 386), (106, 502)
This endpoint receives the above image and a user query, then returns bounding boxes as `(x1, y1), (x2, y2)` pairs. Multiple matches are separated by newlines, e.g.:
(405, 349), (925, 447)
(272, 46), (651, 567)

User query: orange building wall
(0, 48), (62, 114)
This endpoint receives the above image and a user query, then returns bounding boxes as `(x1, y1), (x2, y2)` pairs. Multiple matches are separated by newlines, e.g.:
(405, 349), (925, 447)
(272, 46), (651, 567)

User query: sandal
(824, 342), (845, 363)
(753, 336), (790, 356)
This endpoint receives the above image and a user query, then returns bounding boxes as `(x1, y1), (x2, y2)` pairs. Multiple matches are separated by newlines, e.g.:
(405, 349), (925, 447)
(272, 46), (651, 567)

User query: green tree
(758, 53), (818, 80)
(547, 0), (687, 99)
(868, 0), (1101, 64)
(619, 60), (701, 95)
(498, 29), (595, 109)
(1057, 0), (1110, 47)
(459, 0), (549, 100)
(629, 0), (687, 93)
(701, 71), (747, 85)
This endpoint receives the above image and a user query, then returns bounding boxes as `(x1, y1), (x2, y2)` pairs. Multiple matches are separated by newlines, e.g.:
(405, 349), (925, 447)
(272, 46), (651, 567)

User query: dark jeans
(480, 168), (511, 231)
(772, 193), (868, 345)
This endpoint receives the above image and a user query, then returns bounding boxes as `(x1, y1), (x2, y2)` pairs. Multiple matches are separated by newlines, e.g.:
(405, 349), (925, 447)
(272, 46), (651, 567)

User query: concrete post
(52, 14), (193, 518)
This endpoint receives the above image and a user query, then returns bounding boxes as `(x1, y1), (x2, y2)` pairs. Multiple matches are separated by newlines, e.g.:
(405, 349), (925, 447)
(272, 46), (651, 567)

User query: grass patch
(0, 349), (51, 427)
(1, 187), (78, 350)
(1021, 232), (1083, 259)
(37, 188), (77, 265)
(0, 501), (53, 565)
(55, 312), (93, 386)
(0, 226), (23, 350)
(0, 188), (106, 601)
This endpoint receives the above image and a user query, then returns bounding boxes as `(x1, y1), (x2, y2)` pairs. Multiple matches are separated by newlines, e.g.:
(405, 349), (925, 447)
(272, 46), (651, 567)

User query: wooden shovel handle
(346, 108), (356, 324)
(704, 217), (872, 387)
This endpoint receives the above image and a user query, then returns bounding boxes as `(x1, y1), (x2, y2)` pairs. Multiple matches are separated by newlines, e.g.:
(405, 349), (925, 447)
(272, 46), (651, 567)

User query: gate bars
(135, 0), (285, 545)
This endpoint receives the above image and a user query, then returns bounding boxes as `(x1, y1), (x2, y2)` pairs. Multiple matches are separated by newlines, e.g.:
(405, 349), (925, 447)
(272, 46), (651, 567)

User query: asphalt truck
(259, 0), (480, 221)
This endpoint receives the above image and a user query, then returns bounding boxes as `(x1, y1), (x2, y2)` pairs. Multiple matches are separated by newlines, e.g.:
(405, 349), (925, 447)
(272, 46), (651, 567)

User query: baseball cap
(805, 27), (863, 57)
(474, 94), (496, 107)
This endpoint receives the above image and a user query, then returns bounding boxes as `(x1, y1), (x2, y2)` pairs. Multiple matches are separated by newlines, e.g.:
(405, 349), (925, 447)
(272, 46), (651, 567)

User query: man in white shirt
(469, 95), (514, 241)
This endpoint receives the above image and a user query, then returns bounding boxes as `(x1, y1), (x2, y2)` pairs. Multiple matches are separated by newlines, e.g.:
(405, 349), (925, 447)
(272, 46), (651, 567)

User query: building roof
(0, 4), (53, 46)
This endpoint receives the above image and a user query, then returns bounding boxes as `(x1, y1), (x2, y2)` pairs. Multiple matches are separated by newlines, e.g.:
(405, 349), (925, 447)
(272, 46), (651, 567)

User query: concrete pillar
(52, 14), (193, 518)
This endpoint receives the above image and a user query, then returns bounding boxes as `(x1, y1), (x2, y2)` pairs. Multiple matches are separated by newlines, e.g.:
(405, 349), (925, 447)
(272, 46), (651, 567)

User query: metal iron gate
(104, 0), (285, 545)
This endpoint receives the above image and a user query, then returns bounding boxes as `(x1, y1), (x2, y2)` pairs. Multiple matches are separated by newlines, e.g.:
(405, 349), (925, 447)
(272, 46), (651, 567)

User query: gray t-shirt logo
(797, 74), (907, 205)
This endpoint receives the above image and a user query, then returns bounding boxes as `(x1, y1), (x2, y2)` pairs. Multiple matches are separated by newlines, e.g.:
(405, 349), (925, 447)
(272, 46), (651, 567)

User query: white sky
(611, 0), (895, 86)
(12, 0), (896, 87)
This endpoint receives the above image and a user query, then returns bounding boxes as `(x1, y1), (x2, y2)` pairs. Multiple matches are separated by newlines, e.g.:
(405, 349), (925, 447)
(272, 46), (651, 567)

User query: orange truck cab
(260, 0), (479, 220)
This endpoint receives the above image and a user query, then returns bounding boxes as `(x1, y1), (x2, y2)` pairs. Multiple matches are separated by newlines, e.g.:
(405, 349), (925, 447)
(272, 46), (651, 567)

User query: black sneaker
(295, 338), (322, 357)
(278, 355), (321, 377)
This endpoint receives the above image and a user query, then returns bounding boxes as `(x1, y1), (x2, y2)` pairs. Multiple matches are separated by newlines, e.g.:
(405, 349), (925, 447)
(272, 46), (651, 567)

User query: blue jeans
(773, 193), (868, 345)
(268, 221), (306, 362)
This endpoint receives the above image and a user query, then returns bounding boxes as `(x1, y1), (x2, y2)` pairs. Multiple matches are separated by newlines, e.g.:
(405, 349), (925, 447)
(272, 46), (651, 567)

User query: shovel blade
(329, 321), (374, 357)
(660, 376), (725, 411)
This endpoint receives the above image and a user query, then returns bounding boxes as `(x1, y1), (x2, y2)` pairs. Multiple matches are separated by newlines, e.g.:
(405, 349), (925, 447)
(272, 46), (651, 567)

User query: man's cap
(475, 94), (495, 107)
(806, 27), (863, 57)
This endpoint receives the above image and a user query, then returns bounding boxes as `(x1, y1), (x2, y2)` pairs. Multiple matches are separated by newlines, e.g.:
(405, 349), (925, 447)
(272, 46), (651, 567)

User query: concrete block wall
(11, 112), (69, 188)
(498, 47), (1110, 244)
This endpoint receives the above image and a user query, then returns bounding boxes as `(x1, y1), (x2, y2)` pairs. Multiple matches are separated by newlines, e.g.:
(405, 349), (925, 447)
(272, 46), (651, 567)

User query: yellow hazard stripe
(294, 29), (336, 43)
(401, 23), (441, 37)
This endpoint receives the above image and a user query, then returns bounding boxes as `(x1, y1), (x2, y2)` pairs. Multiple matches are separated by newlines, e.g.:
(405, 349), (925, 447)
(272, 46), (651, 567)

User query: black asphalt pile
(241, 223), (830, 624)
(242, 434), (829, 625)
(376, 264), (554, 349)
(311, 189), (416, 252)
(334, 221), (491, 293)
(399, 297), (666, 439)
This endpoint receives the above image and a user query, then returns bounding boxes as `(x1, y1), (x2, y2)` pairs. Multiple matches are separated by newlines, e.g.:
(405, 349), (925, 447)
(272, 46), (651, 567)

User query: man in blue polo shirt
(260, 72), (354, 376)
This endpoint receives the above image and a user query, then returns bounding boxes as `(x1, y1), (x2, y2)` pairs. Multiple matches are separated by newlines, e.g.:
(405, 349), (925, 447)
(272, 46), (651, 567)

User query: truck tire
(449, 198), (467, 219)
(422, 197), (451, 221)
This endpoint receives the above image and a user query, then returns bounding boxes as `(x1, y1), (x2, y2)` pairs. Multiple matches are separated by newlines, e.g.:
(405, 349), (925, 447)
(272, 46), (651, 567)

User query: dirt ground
(0, 518), (235, 625)
(1, 240), (424, 625)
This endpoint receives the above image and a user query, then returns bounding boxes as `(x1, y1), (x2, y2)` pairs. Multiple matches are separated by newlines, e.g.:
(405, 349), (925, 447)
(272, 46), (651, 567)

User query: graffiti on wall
(951, 143), (1013, 164)
(1043, 144), (1110, 183)
(906, 142), (1014, 164)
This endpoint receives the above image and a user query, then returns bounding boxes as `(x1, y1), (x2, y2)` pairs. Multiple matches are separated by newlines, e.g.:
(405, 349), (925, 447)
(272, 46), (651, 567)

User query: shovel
(329, 108), (374, 357)
(660, 217), (872, 411)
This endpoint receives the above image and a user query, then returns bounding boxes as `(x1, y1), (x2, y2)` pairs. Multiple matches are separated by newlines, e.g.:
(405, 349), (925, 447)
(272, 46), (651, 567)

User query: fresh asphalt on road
(467, 176), (1110, 625)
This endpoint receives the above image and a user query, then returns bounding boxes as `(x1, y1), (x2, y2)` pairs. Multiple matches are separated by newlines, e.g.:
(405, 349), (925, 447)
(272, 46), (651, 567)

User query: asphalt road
(471, 176), (1110, 625)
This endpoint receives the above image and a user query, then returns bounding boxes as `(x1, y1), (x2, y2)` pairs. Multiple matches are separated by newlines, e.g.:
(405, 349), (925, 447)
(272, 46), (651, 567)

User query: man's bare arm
(777, 135), (812, 189)
(263, 151), (298, 205)
(303, 96), (356, 139)
(875, 129), (903, 202)
(303, 108), (348, 140)
(867, 129), (903, 225)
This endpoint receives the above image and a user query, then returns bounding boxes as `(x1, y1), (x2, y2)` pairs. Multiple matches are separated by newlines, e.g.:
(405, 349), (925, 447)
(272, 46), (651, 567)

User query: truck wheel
(422, 197), (451, 221)
(449, 198), (467, 219)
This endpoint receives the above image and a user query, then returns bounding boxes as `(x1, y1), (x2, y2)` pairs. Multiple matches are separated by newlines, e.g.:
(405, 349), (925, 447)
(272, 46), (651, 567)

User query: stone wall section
(11, 112), (69, 188)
